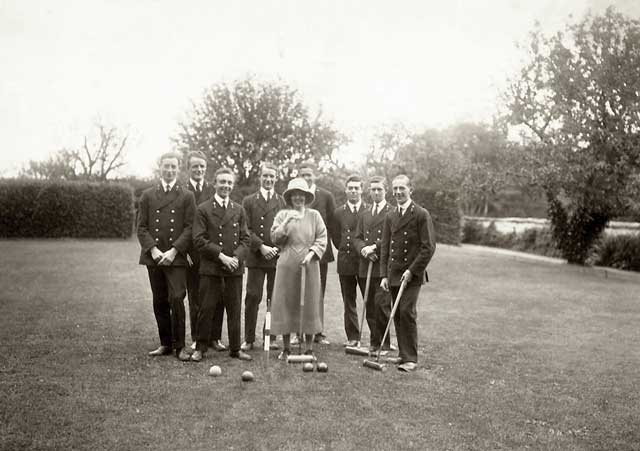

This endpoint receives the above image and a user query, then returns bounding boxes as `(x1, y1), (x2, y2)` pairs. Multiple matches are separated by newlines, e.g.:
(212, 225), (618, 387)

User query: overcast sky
(1, 0), (638, 177)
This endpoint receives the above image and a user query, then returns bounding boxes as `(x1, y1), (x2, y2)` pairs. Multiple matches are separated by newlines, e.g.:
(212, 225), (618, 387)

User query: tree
(365, 121), (515, 215)
(174, 77), (346, 188)
(22, 149), (78, 180)
(505, 7), (640, 263)
(21, 122), (128, 181)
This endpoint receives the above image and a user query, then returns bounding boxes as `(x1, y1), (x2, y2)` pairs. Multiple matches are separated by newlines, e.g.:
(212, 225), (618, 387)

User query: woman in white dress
(270, 177), (327, 359)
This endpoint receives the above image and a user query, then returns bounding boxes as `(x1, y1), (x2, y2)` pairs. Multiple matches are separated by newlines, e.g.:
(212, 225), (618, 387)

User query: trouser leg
(186, 264), (200, 342)
(339, 274), (360, 341)
(195, 275), (220, 351)
(224, 276), (243, 353)
(164, 266), (187, 350)
(244, 268), (265, 344)
(147, 266), (172, 347)
(391, 284), (420, 363)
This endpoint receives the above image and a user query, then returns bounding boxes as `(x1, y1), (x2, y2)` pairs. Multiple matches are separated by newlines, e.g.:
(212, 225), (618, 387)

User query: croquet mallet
(362, 278), (408, 371)
(288, 264), (315, 363)
(345, 260), (374, 356)
(263, 297), (272, 367)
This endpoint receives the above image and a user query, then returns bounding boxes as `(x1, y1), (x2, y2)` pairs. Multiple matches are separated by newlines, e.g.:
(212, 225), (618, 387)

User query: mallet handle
(357, 260), (374, 344)
(377, 278), (408, 361)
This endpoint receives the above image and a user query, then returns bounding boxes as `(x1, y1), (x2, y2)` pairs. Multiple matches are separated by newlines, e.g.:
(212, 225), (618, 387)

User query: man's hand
(301, 251), (315, 266)
(151, 247), (163, 263)
(158, 247), (178, 266)
(400, 270), (412, 284)
(360, 244), (378, 261)
(260, 244), (279, 260)
(380, 277), (389, 292)
(186, 254), (194, 267)
(219, 253), (239, 271)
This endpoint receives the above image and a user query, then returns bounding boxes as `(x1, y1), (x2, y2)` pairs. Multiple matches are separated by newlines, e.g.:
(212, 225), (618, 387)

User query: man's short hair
(260, 162), (278, 174)
(187, 151), (207, 166)
(369, 175), (387, 189)
(159, 151), (182, 163)
(345, 174), (363, 187)
(392, 174), (412, 188)
(298, 160), (317, 173)
(214, 167), (236, 181)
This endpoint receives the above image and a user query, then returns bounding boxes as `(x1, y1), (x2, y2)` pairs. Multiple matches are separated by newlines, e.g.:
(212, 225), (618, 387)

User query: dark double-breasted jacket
(353, 202), (393, 279)
(193, 198), (250, 277)
(380, 201), (436, 287)
(185, 181), (215, 264)
(137, 184), (196, 267)
(308, 186), (336, 264)
(242, 191), (286, 268)
(332, 202), (368, 275)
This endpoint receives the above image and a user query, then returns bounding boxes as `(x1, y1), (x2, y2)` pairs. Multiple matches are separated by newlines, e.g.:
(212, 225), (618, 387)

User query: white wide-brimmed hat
(283, 177), (315, 205)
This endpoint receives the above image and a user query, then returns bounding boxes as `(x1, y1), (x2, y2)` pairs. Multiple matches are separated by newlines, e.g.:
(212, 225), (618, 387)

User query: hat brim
(283, 188), (314, 206)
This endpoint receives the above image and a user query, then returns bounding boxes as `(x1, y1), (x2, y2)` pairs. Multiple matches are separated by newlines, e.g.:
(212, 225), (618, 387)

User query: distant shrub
(0, 179), (134, 238)
(412, 188), (461, 245)
(462, 219), (484, 243)
(591, 234), (640, 271)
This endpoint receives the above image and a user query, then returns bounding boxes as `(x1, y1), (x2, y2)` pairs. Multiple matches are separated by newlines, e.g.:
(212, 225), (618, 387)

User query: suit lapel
(153, 185), (179, 210)
(370, 204), (389, 229)
(394, 202), (414, 231)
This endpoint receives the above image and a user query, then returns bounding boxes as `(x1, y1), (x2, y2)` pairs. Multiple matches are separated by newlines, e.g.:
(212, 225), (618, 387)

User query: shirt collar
(373, 199), (387, 211)
(397, 199), (412, 212)
(309, 183), (317, 193)
(260, 187), (274, 201)
(347, 200), (362, 212)
(190, 178), (203, 190)
(214, 193), (228, 208)
(163, 179), (177, 191)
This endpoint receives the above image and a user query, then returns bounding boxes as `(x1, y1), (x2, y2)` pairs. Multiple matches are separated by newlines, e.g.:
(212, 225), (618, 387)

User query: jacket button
(218, 233), (222, 237)
(378, 230), (381, 233)
(170, 228), (174, 232)
(170, 219), (174, 223)
(260, 233), (264, 237)
(171, 210), (175, 213)
(169, 237), (173, 241)
(155, 228), (159, 232)
(155, 238), (159, 242)
(260, 224), (264, 228)
(156, 210), (160, 213)
(404, 258), (407, 261)
(233, 241), (237, 245)
(404, 232), (407, 235)
(219, 226), (222, 229)
(155, 219), (159, 223)
(219, 242), (223, 245)
(261, 216), (264, 220)
(391, 257), (394, 261)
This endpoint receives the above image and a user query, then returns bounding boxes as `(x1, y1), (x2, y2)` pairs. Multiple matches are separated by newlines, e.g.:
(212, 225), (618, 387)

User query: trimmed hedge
(0, 179), (134, 238)
(462, 218), (640, 272)
(592, 234), (640, 271)
(412, 188), (461, 245)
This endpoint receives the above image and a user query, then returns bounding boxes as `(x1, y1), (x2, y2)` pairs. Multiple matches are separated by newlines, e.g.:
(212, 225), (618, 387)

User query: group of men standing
(137, 151), (435, 372)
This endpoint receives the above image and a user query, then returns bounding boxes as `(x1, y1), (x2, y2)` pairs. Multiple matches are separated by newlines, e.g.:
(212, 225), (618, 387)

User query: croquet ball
(317, 362), (328, 373)
(208, 365), (222, 377)
(302, 362), (314, 372)
(241, 370), (254, 382)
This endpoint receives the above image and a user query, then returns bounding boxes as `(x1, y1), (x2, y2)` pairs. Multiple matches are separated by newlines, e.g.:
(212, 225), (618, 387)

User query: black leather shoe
(230, 350), (252, 361)
(148, 346), (172, 356)
(211, 340), (228, 352)
(176, 348), (191, 362)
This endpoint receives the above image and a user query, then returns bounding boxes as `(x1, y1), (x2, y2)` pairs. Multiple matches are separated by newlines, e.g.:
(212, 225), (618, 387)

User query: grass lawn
(1, 240), (639, 451)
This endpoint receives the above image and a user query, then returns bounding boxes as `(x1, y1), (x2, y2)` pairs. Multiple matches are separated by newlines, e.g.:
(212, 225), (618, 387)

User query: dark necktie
(266, 191), (271, 203)
(398, 207), (402, 216)
(165, 185), (170, 194)
(222, 201), (227, 211)
(197, 182), (201, 193)
(373, 203), (378, 216)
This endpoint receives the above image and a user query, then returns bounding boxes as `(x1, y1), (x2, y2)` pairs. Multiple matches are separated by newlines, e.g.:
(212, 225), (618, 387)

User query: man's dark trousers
(389, 283), (420, 363)
(147, 266), (187, 350)
(197, 275), (242, 353)
(244, 267), (275, 344)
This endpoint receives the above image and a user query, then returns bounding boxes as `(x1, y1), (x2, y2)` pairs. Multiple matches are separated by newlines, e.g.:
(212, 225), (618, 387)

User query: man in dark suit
(137, 152), (196, 361)
(298, 162), (336, 345)
(240, 162), (285, 351)
(331, 174), (368, 346)
(380, 174), (436, 372)
(353, 175), (395, 353)
(191, 167), (251, 362)
(184, 151), (227, 352)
